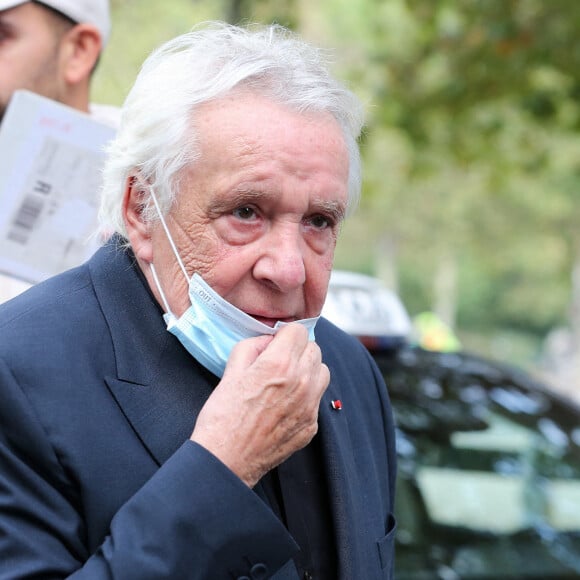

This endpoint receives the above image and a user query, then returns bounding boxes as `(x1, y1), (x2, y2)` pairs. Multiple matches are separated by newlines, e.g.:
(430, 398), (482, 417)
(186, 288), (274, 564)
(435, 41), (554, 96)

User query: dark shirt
(260, 433), (337, 580)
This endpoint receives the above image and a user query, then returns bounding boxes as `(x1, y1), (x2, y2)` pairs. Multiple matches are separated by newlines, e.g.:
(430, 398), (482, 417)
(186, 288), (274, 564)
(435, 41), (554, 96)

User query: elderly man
(0, 22), (397, 579)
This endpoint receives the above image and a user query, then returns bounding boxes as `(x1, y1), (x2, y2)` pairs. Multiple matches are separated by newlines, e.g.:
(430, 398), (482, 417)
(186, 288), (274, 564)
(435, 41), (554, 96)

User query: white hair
(98, 21), (365, 238)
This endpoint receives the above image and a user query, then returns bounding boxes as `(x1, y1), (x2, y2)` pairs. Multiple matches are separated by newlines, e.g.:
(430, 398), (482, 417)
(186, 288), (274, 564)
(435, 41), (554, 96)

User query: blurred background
(93, 0), (580, 402)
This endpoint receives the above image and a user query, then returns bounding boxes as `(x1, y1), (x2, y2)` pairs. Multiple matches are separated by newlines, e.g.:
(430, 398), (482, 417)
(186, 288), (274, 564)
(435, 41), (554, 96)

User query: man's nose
(252, 226), (306, 291)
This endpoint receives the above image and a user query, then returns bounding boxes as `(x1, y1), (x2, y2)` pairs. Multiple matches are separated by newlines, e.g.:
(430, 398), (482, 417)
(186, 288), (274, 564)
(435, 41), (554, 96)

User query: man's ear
(60, 24), (102, 85)
(123, 177), (154, 263)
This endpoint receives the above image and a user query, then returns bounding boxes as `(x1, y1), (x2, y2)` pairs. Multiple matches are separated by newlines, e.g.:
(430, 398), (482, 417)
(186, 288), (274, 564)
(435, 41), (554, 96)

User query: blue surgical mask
(148, 189), (319, 377)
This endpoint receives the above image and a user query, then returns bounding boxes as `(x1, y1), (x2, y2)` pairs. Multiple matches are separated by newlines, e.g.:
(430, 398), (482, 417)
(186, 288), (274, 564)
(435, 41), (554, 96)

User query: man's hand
(190, 323), (330, 487)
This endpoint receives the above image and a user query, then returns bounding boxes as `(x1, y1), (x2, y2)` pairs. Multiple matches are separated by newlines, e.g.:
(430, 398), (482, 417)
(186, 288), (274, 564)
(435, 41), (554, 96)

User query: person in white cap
(0, 0), (113, 304)
(0, 0), (111, 122)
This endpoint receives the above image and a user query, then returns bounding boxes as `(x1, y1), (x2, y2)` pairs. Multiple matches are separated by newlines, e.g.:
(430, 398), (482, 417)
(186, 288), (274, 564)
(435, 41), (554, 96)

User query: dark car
(322, 271), (580, 579)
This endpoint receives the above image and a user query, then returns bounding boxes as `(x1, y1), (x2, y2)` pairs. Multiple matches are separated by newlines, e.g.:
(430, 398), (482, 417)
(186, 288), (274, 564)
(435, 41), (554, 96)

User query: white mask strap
(149, 263), (173, 316)
(149, 187), (190, 283)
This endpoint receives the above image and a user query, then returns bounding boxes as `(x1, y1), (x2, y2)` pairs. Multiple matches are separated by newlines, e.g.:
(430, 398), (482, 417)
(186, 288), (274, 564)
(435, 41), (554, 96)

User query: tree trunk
(374, 233), (399, 292)
(433, 250), (458, 330)
(541, 236), (580, 402)
(569, 236), (580, 349)
(225, 0), (246, 24)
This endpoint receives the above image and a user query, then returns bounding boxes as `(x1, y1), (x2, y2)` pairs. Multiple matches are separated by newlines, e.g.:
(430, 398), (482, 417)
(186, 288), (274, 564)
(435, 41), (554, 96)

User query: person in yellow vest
(414, 311), (461, 352)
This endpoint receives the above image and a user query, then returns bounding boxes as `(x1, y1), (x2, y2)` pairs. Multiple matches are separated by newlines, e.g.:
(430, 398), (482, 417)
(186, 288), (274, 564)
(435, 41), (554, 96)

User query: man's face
(0, 3), (69, 121)
(148, 92), (350, 324)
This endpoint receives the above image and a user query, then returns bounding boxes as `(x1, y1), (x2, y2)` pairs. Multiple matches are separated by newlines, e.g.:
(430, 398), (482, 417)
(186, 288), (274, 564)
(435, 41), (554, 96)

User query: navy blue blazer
(0, 240), (397, 579)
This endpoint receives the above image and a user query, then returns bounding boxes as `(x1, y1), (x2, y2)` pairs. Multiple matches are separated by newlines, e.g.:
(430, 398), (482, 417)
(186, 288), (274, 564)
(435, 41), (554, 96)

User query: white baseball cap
(0, 0), (110, 45)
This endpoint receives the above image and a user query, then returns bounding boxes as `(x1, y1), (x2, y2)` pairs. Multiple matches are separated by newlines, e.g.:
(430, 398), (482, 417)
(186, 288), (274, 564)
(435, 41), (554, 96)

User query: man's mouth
(251, 314), (294, 327)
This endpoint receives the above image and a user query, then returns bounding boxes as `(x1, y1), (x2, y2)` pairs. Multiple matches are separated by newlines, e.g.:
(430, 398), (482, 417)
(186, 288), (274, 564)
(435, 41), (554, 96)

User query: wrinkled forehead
(188, 89), (349, 164)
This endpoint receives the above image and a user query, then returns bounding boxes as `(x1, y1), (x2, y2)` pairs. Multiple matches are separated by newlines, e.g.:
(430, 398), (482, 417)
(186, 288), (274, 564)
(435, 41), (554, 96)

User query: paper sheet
(0, 90), (116, 284)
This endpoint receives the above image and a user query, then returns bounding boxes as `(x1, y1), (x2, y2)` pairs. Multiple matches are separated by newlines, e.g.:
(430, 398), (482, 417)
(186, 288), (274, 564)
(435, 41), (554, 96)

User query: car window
(418, 411), (580, 534)
(375, 346), (580, 579)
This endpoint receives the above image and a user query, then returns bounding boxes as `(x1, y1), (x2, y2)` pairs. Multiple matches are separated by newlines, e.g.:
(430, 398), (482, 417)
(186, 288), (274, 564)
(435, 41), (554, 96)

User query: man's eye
(308, 215), (332, 230)
(232, 206), (256, 220)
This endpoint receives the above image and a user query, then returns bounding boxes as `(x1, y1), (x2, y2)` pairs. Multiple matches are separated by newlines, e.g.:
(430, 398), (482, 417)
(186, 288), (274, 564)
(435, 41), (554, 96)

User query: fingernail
(331, 399), (343, 411)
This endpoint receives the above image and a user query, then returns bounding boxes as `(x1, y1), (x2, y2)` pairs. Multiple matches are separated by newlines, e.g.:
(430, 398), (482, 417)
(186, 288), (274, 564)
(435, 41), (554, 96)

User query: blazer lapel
(104, 361), (216, 466)
(318, 382), (365, 579)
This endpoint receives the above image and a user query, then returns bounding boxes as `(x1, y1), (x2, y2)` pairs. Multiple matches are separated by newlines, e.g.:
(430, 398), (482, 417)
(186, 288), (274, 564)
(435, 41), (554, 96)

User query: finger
(258, 322), (310, 363)
(223, 334), (274, 375)
(308, 361), (331, 408)
(318, 362), (331, 391)
(225, 323), (310, 375)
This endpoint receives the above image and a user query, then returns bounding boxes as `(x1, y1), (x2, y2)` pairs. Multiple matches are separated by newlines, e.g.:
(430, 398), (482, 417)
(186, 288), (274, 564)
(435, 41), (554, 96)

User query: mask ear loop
(149, 262), (173, 316)
(148, 186), (190, 282)
(146, 186), (190, 317)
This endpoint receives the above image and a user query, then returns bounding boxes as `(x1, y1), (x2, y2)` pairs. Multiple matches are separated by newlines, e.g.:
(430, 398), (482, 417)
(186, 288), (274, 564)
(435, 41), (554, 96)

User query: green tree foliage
(94, 0), (580, 370)
(316, 0), (580, 363)
(93, 0), (228, 105)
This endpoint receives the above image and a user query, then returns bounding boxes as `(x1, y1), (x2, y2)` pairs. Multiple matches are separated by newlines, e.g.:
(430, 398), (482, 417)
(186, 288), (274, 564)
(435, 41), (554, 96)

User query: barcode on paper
(7, 195), (45, 245)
